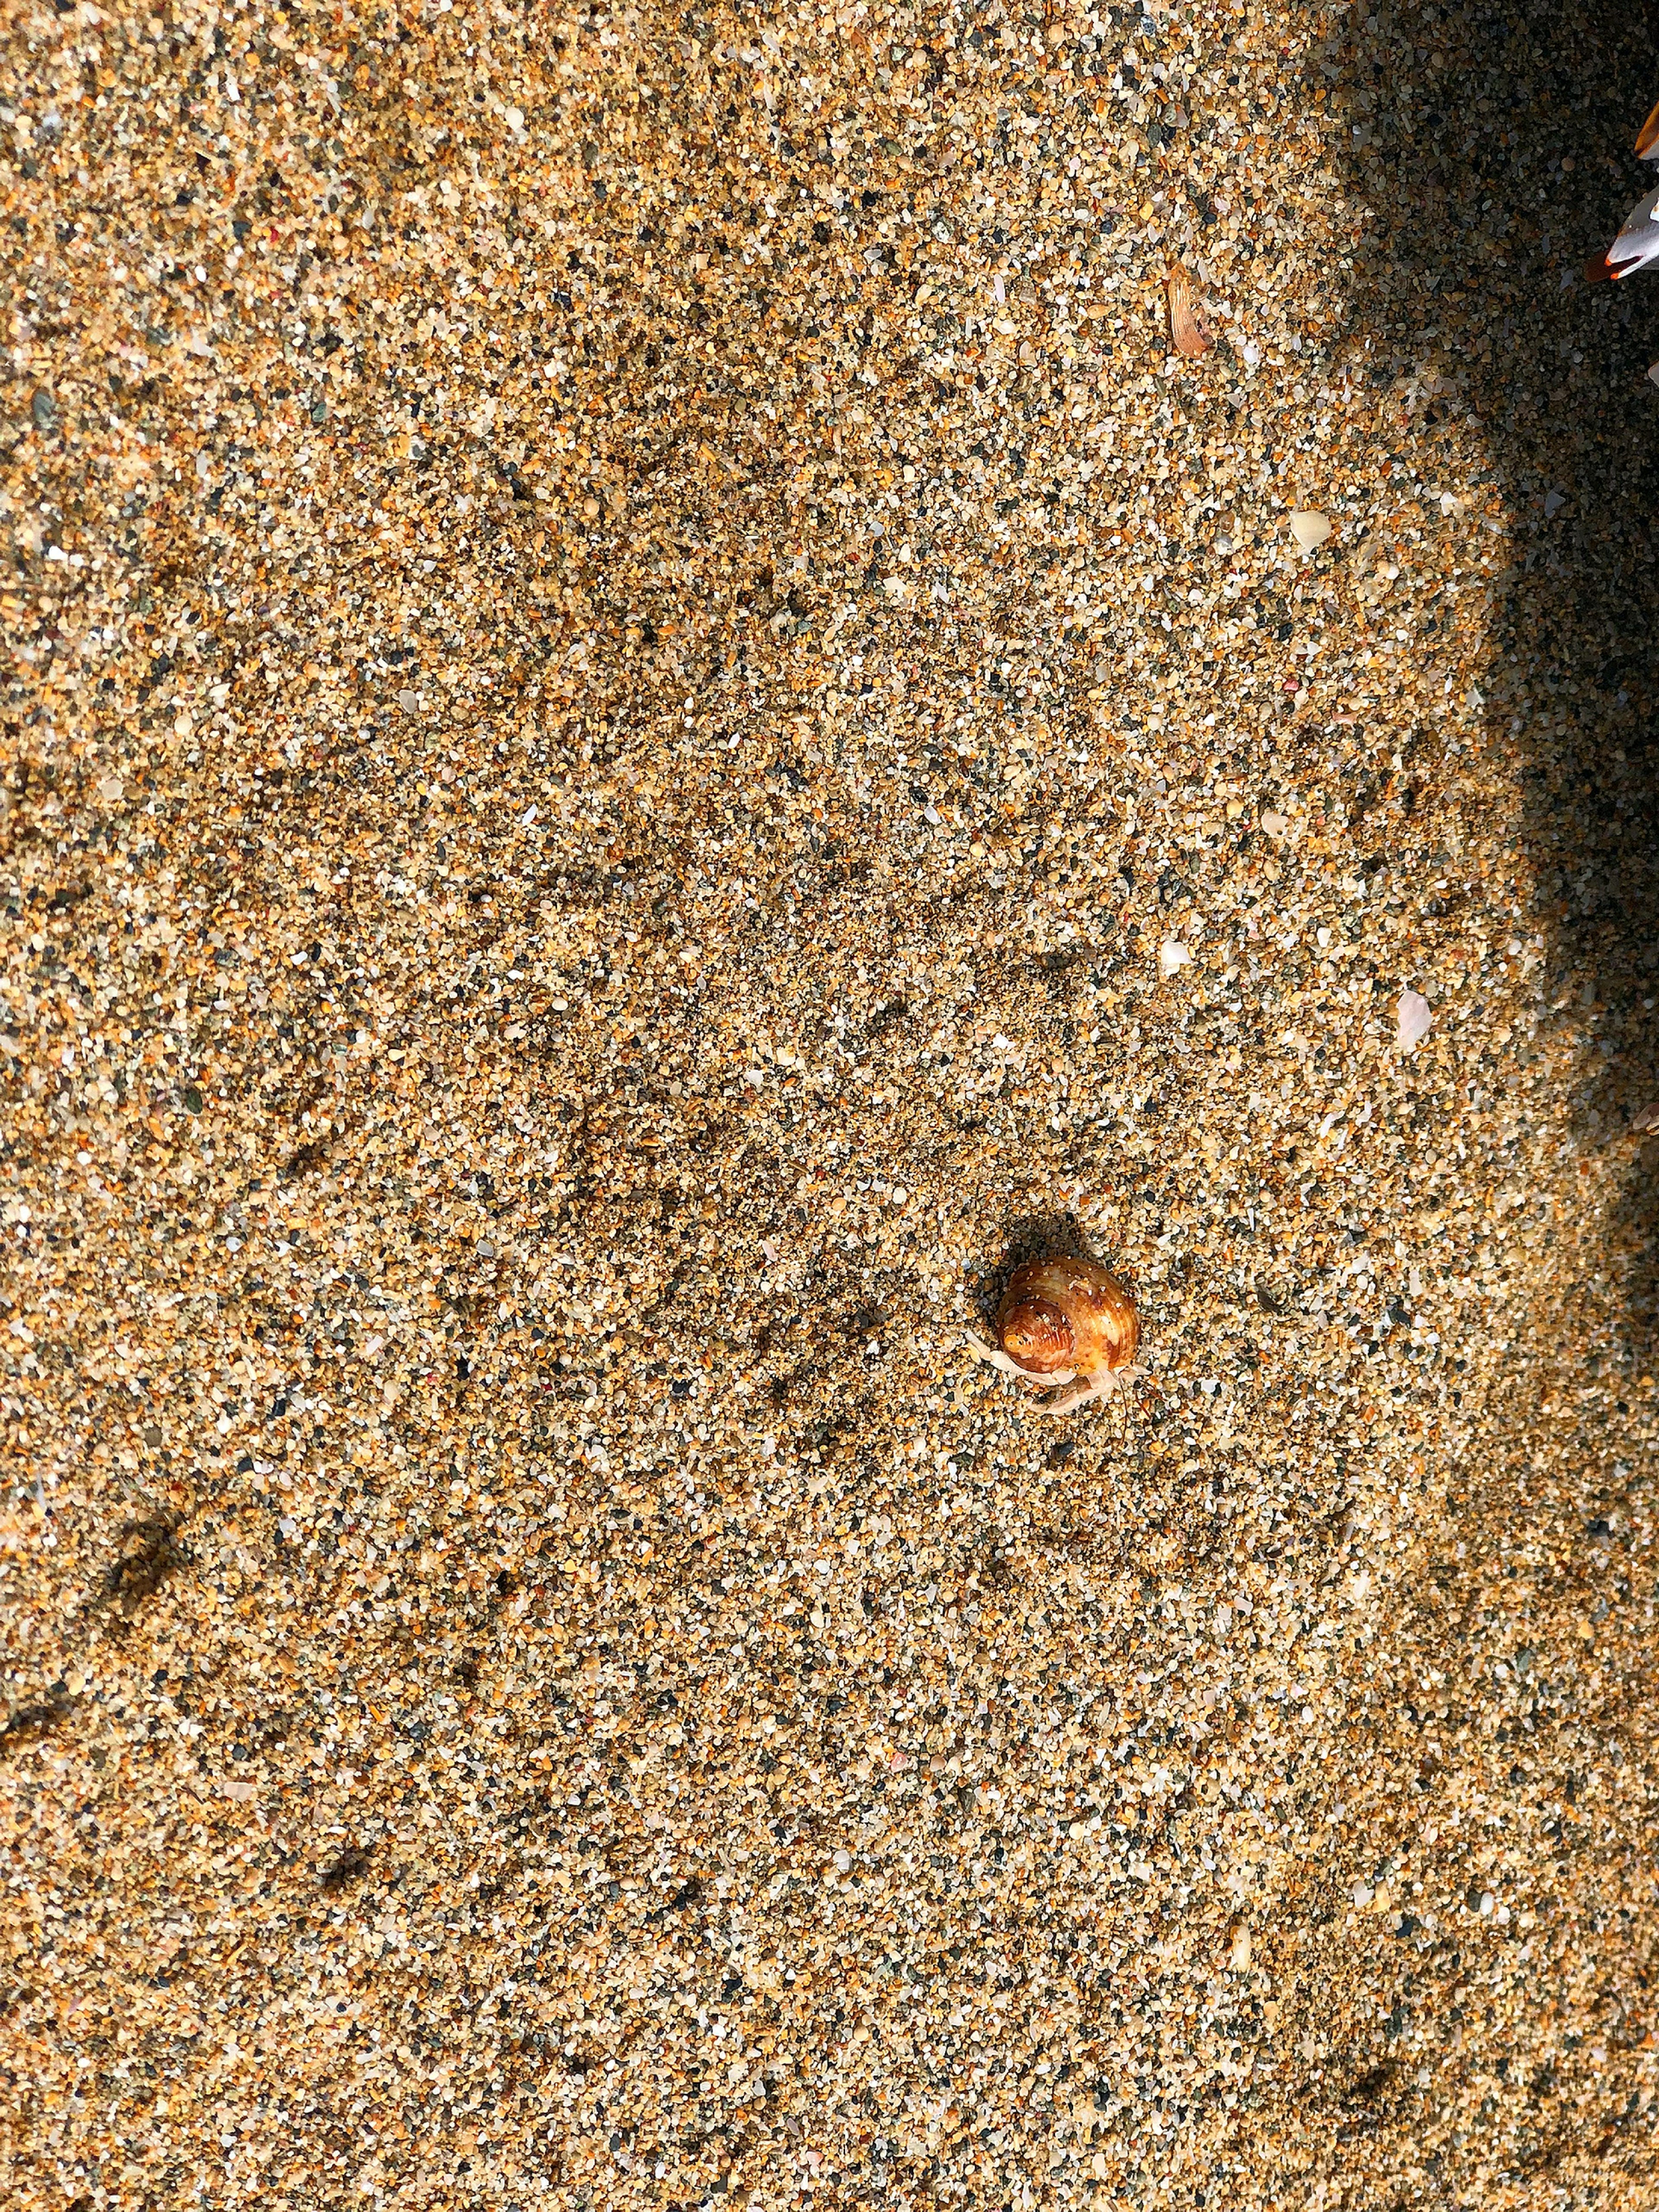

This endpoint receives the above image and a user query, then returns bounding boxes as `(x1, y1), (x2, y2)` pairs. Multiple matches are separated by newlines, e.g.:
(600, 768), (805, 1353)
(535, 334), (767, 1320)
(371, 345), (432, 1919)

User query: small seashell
(997, 1256), (1139, 1382)
(1260, 810), (1290, 842)
(1166, 265), (1211, 358)
(1158, 938), (1191, 979)
(1288, 510), (1332, 553)
(961, 1258), (1144, 1416)
(1225, 1919), (1252, 1973)
(1396, 989), (1433, 1052)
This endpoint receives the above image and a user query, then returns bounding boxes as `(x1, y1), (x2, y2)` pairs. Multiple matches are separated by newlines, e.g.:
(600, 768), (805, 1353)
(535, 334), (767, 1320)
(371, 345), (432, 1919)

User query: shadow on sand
(1291, 2), (1659, 2184)
(1339, 0), (1659, 1355)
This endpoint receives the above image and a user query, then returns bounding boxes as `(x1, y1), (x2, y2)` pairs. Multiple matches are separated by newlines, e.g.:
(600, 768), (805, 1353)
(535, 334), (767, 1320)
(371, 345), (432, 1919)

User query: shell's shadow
(967, 1211), (1096, 1331)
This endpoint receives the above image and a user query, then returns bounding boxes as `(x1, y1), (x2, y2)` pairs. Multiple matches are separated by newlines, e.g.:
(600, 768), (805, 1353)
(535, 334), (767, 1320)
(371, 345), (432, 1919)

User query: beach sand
(7, 0), (1659, 2204)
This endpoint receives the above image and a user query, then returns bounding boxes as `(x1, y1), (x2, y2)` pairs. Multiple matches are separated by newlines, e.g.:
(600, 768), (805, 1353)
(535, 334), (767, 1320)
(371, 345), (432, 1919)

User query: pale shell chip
(1289, 510), (1333, 553)
(1397, 989), (1433, 1051)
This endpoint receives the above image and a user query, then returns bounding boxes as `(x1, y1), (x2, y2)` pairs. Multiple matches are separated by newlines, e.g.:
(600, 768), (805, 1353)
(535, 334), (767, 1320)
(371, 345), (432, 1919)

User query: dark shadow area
(1309, 9), (1659, 2193)
(1341, 0), (1659, 1360)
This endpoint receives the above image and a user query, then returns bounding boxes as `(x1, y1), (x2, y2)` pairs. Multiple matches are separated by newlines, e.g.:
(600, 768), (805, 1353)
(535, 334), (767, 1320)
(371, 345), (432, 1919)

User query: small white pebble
(1289, 509), (1332, 552)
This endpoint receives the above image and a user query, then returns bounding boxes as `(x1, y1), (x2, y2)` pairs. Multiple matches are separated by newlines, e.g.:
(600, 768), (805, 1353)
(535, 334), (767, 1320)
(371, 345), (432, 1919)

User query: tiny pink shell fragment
(1396, 990), (1433, 1051)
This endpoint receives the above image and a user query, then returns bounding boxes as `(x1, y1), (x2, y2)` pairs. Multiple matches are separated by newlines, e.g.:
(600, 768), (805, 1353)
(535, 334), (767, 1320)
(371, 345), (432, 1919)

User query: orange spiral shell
(996, 1257), (1138, 1379)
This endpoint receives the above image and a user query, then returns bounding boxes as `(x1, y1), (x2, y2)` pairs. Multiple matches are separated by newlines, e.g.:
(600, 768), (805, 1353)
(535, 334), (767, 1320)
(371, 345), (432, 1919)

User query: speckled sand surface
(9, 1), (1659, 2207)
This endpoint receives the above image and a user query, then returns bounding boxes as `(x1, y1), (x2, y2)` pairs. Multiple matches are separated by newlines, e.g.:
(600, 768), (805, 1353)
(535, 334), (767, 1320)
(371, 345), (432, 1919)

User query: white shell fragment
(1159, 938), (1191, 979)
(1288, 509), (1332, 553)
(1587, 184), (1659, 281)
(1396, 989), (1433, 1052)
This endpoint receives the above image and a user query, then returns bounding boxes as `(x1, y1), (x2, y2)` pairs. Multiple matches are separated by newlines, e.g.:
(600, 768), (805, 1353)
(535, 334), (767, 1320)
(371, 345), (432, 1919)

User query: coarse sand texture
(8, 1), (1659, 2208)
